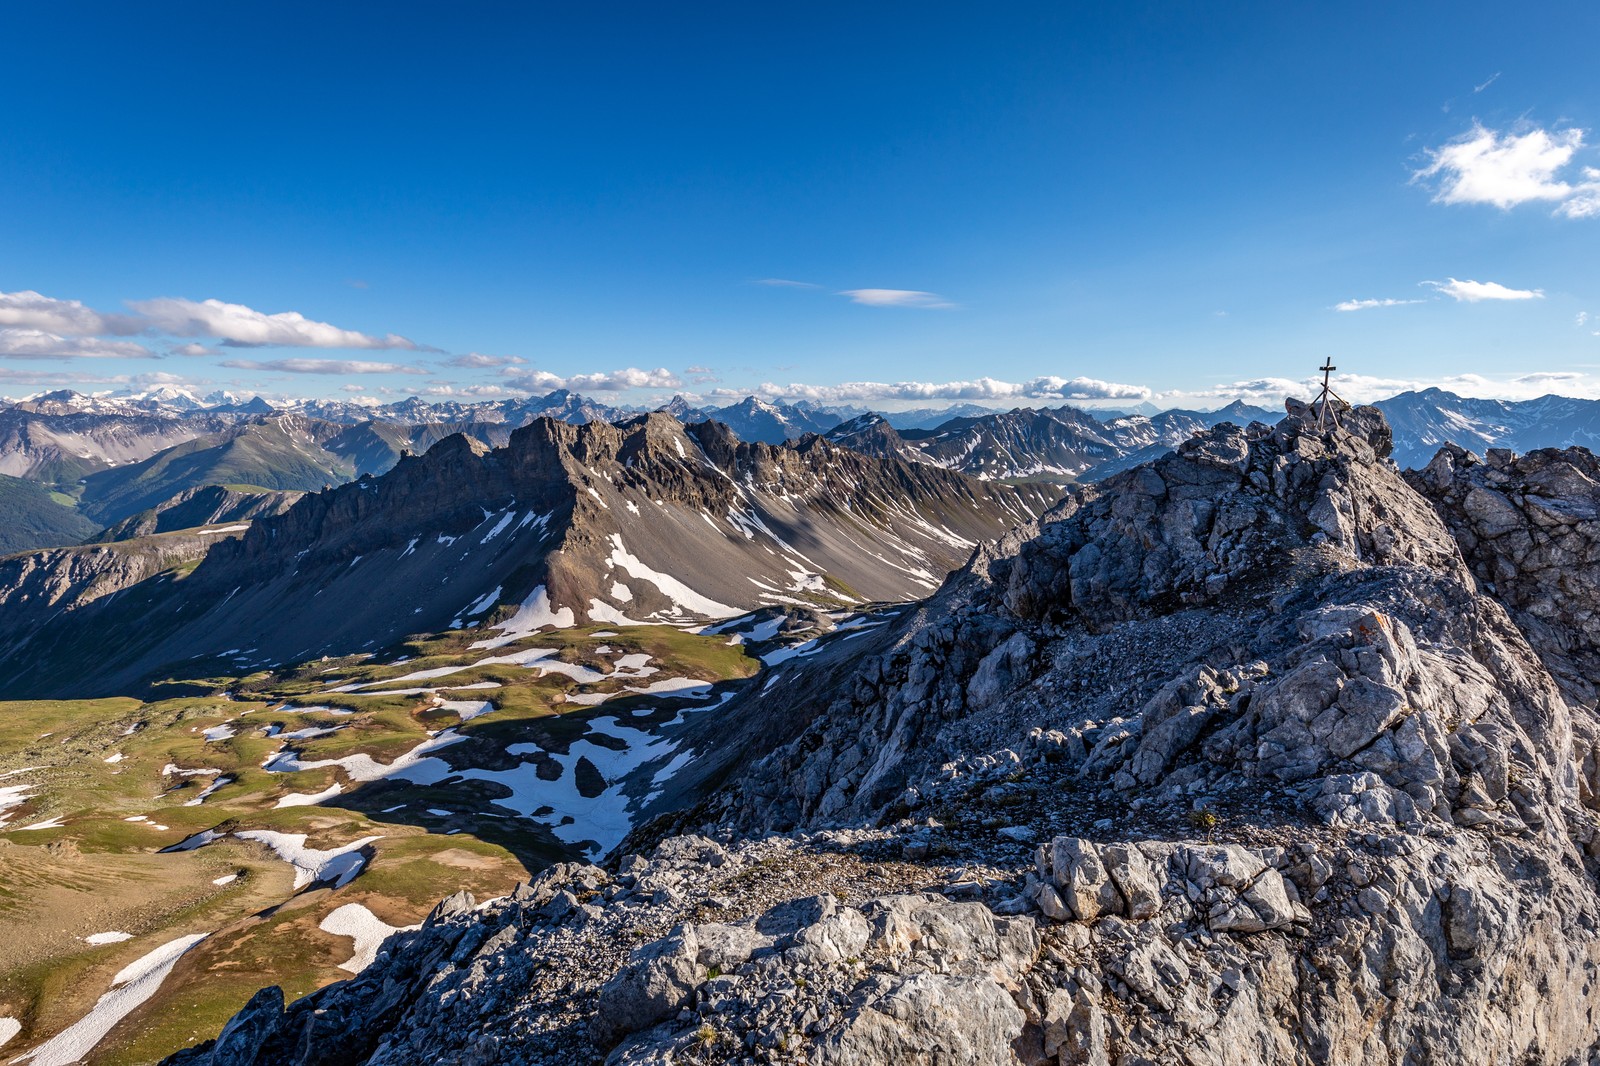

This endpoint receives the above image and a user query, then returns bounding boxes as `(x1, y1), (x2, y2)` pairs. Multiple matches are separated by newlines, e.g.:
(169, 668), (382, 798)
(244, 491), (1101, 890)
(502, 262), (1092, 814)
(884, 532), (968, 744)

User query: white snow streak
(605, 534), (738, 618)
(10, 933), (208, 1066)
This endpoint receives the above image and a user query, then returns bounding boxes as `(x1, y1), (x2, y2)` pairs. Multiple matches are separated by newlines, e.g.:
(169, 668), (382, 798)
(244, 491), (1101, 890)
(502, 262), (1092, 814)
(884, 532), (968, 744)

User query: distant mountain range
(1371, 388), (1600, 469)
(5, 384), (1600, 560)
(825, 399), (1277, 482)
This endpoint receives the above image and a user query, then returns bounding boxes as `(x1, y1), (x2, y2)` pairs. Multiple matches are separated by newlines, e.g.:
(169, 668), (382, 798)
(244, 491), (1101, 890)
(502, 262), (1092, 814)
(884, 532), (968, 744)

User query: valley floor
(0, 607), (863, 1065)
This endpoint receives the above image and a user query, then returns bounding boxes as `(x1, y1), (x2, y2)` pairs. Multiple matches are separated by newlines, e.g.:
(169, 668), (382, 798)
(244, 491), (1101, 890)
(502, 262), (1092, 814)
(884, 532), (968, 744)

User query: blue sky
(2, 1), (1597, 410)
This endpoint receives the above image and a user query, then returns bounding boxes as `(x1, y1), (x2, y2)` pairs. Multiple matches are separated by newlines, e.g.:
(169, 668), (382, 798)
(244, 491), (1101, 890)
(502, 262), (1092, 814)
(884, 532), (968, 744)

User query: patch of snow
(703, 613), (782, 642)
(212, 873), (238, 886)
(262, 731), (468, 785)
(85, 932), (132, 946)
(587, 599), (647, 626)
(103, 753), (124, 764)
(234, 830), (382, 889)
(183, 776), (235, 806)
(277, 725), (343, 740)
(426, 808), (452, 817)
(0, 1018), (18, 1049)
(761, 639), (821, 666)
(629, 678), (713, 697)
(201, 724), (236, 742)
(470, 585), (576, 649)
(17, 817), (64, 831)
(479, 512), (514, 543)
(562, 691), (617, 707)
(464, 586), (501, 615)
(527, 658), (608, 684)
(610, 582), (634, 602)
(273, 782), (345, 808)
(605, 534), (738, 618)
(10, 933), (208, 1066)
(2, 781), (39, 832)
(197, 524), (249, 534)
(163, 764), (224, 777)
(461, 691), (734, 853)
(438, 699), (494, 722)
(319, 903), (417, 975)
(162, 829), (224, 852)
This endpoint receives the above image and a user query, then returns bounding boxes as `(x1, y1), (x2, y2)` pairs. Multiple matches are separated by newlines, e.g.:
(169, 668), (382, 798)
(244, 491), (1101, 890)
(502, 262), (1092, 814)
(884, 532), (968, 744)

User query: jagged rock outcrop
(169, 400), (1600, 1065)
(1408, 443), (1600, 708)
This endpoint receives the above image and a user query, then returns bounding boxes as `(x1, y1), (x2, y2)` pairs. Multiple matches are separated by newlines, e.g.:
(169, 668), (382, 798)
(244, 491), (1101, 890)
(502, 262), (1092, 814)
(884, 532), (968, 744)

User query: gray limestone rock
(591, 926), (702, 1046)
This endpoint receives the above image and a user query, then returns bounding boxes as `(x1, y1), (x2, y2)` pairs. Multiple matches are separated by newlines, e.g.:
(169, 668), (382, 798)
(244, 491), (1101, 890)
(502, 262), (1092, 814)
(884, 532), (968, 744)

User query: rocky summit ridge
(167, 400), (1600, 1065)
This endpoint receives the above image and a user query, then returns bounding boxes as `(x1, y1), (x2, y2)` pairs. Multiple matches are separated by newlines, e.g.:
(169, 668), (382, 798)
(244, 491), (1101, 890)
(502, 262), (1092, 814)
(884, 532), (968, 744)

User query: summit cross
(1313, 357), (1343, 432)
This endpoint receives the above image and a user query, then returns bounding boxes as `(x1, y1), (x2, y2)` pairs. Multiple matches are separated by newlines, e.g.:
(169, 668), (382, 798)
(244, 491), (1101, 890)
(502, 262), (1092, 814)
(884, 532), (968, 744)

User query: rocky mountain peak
(1001, 399), (1463, 629)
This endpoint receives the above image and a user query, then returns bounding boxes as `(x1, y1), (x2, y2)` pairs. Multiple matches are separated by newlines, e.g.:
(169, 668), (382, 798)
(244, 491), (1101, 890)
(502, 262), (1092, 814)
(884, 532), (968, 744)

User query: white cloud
(0, 289), (145, 335)
(1473, 73), (1500, 93)
(837, 289), (956, 309)
(1425, 277), (1544, 302)
(171, 342), (218, 356)
(503, 367), (682, 393)
(570, 367), (681, 391)
(446, 352), (526, 368)
(713, 375), (1150, 405)
(1334, 297), (1425, 312)
(1561, 168), (1600, 218)
(0, 328), (153, 359)
(504, 369), (566, 391)
(418, 383), (517, 397)
(216, 358), (431, 375)
(753, 278), (821, 289)
(131, 297), (421, 349)
(1156, 369), (1600, 409)
(1414, 124), (1600, 216)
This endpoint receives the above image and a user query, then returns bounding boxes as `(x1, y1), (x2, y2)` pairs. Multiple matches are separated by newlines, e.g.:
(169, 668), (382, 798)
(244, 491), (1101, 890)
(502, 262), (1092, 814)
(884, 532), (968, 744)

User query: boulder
(591, 926), (702, 1046)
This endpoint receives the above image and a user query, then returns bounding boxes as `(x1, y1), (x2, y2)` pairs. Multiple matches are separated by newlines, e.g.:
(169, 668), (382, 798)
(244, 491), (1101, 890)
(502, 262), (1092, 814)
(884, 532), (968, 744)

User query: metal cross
(1314, 357), (1343, 431)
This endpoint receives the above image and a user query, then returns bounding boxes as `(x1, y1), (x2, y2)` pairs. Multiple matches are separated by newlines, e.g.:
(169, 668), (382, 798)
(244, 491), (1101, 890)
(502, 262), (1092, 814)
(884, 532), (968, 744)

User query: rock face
(0, 530), (235, 643)
(167, 401), (1600, 1065)
(1409, 443), (1600, 707)
(93, 483), (303, 542)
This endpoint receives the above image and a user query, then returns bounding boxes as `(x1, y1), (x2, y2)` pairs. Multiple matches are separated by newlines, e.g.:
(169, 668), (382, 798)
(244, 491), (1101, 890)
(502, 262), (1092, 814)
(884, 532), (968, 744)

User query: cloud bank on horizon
(2, 272), (1597, 411)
